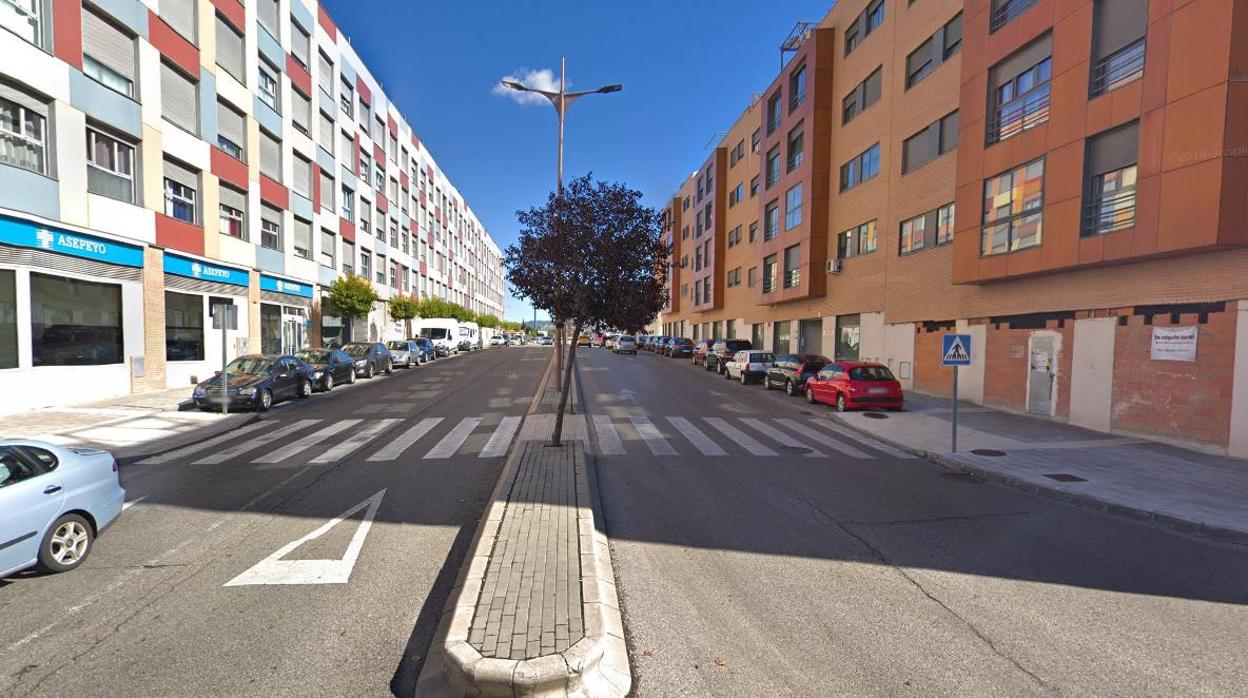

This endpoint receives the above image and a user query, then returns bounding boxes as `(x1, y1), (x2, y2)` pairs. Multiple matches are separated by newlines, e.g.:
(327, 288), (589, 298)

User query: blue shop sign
(260, 275), (314, 298)
(0, 215), (144, 267)
(164, 254), (250, 286)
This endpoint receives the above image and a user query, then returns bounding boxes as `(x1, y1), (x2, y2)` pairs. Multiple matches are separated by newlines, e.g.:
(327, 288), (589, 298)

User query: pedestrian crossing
(139, 413), (909, 466)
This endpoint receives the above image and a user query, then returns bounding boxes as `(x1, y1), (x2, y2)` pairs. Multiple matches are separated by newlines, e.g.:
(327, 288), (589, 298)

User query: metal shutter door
(82, 8), (135, 82)
(161, 63), (198, 134)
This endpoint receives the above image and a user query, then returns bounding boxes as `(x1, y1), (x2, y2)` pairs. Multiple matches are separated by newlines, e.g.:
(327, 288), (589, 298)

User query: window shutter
(1094, 0), (1147, 60)
(292, 26), (310, 67)
(260, 131), (281, 180)
(318, 111), (334, 152)
(259, 0), (279, 36)
(82, 8), (135, 82)
(0, 81), (49, 117)
(1087, 121), (1139, 175)
(164, 158), (199, 190)
(215, 16), (244, 81)
(294, 217), (312, 250)
(261, 203), (281, 226)
(217, 101), (245, 150)
(292, 90), (311, 130)
(318, 53), (334, 92)
(219, 184), (246, 212)
(161, 63), (198, 134)
(907, 38), (933, 84)
(990, 33), (1053, 88)
(944, 13), (963, 57)
(863, 68), (882, 107)
(160, 0), (196, 42)
(293, 155), (311, 196)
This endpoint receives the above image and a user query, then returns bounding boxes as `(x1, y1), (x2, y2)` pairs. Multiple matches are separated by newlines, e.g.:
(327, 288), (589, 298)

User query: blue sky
(323, 0), (833, 322)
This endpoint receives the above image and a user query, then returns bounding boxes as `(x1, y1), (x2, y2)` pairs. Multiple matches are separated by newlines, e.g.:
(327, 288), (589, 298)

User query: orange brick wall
(981, 322), (1074, 415)
(912, 327), (952, 396)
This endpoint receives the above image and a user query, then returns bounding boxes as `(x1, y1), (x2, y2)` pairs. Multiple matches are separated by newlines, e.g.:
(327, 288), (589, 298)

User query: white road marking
(423, 417), (482, 459)
(121, 496), (146, 511)
(739, 418), (825, 458)
(774, 418), (872, 459)
(366, 417), (443, 461)
(629, 416), (676, 456)
(480, 416), (523, 458)
(592, 414), (625, 456)
(224, 489), (386, 586)
(666, 417), (727, 456)
(136, 421), (270, 464)
(310, 419), (401, 463)
(704, 417), (777, 456)
(252, 420), (360, 463)
(811, 419), (916, 458)
(193, 419), (321, 464)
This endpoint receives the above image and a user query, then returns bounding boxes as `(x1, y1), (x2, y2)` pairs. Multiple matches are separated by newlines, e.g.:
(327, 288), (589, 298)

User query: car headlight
(237, 387), (257, 396)
(312, 370), (323, 379)
(193, 386), (207, 397)
(355, 360), (365, 367)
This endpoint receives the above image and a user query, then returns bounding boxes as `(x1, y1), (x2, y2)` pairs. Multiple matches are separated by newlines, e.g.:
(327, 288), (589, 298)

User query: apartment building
(659, 0), (1248, 456)
(0, 0), (506, 414)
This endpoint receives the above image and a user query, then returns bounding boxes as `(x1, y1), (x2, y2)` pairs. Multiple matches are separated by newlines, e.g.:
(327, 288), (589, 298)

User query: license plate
(868, 387), (888, 395)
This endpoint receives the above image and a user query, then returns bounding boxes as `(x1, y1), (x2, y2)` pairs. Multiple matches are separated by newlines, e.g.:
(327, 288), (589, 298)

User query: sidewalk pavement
(833, 392), (1248, 544)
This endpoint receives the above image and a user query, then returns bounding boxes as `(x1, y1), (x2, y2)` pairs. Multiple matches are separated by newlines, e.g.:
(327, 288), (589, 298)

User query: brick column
(248, 270), (261, 354)
(133, 246), (167, 393)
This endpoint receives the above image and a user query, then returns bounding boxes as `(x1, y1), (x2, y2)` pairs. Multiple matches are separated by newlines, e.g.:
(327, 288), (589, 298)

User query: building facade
(0, 0), (506, 414)
(659, 0), (1248, 456)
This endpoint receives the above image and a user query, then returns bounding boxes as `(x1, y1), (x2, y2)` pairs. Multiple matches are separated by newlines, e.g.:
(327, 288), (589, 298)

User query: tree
(325, 273), (379, 343)
(476, 313), (502, 329)
(507, 174), (669, 446)
(389, 294), (419, 338)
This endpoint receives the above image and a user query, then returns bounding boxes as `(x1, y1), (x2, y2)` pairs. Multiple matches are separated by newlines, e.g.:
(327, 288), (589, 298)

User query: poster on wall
(1150, 326), (1198, 362)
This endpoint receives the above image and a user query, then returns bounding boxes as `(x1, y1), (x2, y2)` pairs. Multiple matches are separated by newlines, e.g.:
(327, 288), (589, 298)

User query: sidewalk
(833, 392), (1248, 544)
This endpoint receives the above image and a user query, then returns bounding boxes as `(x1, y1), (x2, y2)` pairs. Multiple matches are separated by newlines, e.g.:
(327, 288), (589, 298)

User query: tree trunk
(551, 321), (582, 447)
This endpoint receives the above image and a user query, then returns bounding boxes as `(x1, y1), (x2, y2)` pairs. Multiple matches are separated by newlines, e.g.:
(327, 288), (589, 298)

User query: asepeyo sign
(260, 275), (314, 298)
(163, 253), (250, 286)
(0, 214), (144, 267)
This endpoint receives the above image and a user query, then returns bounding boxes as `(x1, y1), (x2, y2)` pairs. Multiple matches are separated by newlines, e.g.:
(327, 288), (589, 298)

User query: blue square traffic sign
(941, 334), (972, 367)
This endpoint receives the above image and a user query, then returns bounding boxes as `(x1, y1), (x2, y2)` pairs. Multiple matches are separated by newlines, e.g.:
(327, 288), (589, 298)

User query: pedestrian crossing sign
(942, 334), (972, 366)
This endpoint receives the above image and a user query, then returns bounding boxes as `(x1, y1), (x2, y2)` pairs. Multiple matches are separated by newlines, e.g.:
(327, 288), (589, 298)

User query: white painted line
(479, 416), (522, 458)
(703, 417), (777, 456)
(774, 418), (872, 459)
(252, 420), (360, 463)
(811, 419), (916, 458)
(193, 419), (322, 465)
(592, 414), (625, 456)
(366, 417), (443, 461)
(739, 418), (825, 458)
(137, 420), (270, 464)
(310, 419), (401, 463)
(629, 416), (676, 456)
(666, 417), (727, 456)
(121, 495), (147, 511)
(224, 489), (386, 586)
(423, 417), (482, 459)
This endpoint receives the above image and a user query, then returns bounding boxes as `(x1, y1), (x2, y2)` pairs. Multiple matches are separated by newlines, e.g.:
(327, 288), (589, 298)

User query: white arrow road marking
(479, 416), (522, 458)
(224, 489), (386, 586)
(367, 417), (443, 461)
(739, 418), (825, 458)
(630, 416), (676, 456)
(666, 417), (726, 456)
(310, 419), (401, 463)
(194, 419), (321, 464)
(774, 418), (872, 459)
(121, 496), (147, 511)
(137, 421), (271, 464)
(423, 417), (482, 459)
(592, 414), (625, 456)
(252, 419), (360, 463)
(704, 417), (777, 456)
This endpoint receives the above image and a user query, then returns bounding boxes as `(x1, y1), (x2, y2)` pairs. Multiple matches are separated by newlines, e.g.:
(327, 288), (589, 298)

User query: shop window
(31, 273), (122, 366)
(0, 269), (15, 369)
(165, 291), (203, 361)
(261, 303), (281, 354)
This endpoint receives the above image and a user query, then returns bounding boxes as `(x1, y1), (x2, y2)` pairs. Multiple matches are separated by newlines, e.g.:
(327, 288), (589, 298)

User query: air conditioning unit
(827, 258), (843, 274)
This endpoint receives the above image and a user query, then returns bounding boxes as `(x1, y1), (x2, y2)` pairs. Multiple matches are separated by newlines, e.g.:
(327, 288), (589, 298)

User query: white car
(724, 350), (777, 385)
(489, 335), (506, 347)
(614, 335), (638, 354)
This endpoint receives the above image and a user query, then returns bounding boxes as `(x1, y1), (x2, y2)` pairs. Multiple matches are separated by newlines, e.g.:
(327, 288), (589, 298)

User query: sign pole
(222, 319), (229, 416)
(951, 365), (958, 453)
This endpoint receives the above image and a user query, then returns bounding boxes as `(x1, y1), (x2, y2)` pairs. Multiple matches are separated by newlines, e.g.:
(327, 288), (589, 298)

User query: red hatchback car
(691, 339), (716, 366)
(804, 361), (904, 412)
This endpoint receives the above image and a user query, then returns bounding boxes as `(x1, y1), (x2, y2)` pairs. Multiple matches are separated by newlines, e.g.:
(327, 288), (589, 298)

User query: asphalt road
(0, 346), (548, 698)
(577, 347), (1248, 697)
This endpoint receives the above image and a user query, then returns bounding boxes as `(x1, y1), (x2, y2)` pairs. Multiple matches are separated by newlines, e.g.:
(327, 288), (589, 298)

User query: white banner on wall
(1150, 326), (1198, 362)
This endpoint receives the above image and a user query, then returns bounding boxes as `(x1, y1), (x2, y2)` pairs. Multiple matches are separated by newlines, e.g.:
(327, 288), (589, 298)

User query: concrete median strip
(417, 352), (631, 697)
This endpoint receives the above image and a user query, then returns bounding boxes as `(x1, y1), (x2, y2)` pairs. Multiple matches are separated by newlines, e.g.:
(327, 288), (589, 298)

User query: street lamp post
(502, 57), (621, 391)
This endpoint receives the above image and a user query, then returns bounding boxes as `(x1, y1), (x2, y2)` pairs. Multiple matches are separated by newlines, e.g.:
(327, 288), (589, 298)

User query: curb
(825, 412), (1248, 547)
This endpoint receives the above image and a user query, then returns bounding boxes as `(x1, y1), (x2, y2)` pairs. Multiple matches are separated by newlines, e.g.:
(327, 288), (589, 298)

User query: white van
(417, 318), (460, 356)
(457, 322), (480, 351)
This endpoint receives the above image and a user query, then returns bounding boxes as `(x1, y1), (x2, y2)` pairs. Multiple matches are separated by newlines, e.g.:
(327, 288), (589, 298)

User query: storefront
(259, 275), (314, 355)
(0, 212), (146, 414)
(162, 253), (251, 388)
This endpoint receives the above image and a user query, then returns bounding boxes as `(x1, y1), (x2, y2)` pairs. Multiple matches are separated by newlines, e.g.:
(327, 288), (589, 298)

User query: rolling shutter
(1087, 121), (1139, 175)
(163, 158), (199, 191)
(260, 130), (281, 180)
(258, 0), (279, 36)
(863, 68), (882, 108)
(82, 8), (135, 83)
(293, 154), (311, 196)
(0, 81), (48, 117)
(215, 15), (244, 81)
(991, 33), (1052, 88)
(219, 183), (246, 212)
(160, 62), (198, 134)
(160, 0), (196, 42)
(1094, 0), (1147, 60)
(217, 101), (245, 153)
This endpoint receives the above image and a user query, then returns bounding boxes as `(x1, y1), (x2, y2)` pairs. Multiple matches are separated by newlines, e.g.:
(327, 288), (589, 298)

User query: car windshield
(620, 336), (635, 342)
(751, 353), (776, 362)
(803, 361), (828, 372)
(422, 328), (449, 340)
(225, 357), (273, 375)
(851, 366), (896, 381)
(386, 342), (409, 350)
(295, 349), (328, 363)
(676, 339), (693, 346)
(343, 344), (370, 357)
(726, 341), (751, 351)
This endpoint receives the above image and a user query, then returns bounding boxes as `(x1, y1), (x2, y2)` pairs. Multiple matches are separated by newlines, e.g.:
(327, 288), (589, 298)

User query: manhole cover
(970, 449), (1007, 457)
(1043, 473), (1087, 483)
(863, 412), (889, 420)
(941, 472), (984, 483)
(780, 445), (812, 454)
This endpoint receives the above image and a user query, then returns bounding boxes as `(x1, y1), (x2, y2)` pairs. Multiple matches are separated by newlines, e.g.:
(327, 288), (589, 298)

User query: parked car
(804, 362), (905, 412)
(0, 441), (124, 577)
(592, 334), (606, 348)
(342, 342), (393, 379)
(669, 337), (695, 358)
(765, 354), (832, 396)
(604, 335), (618, 351)
(386, 340), (424, 368)
(193, 354), (314, 411)
(615, 335), (638, 354)
(489, 335), (507, 347)
(655, 336), (671, 353)
(724, 350), (777, 384)
(295, 348), (357, 391)
(413, 337), (437, 363)
(576, 335), (592, 347)
(706, 339), (753, 374)
(538, 335), (553, 346)
(691, 339), (716, 366)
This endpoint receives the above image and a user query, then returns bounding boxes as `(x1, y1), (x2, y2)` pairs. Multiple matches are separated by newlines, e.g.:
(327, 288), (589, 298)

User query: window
(256, 0), (279, 36)
(258, 61), (279, 112)
(747, 267), (757, 288)
(839, 220), (877, 260)
(359, 151), (371, 179)
(294, 217), (312, 259)
(2, 0), (45, 47)
(750, 128), (761, 153)
(83, 7), (136, 97)
(318, 110), (334, 154)
(765, 146), (781, 189)
(729, 139), (745, 167)
(292, 153), (312, 197)
(726, 267), (741, 287)
(214, 100), (246, 160)
(786, 122), (804, 172)
(318, 168), (334, 211)
(259, 129), (281, 181)
(375, 253), (386, 283)
(866, 0), (885, 32)
(766, 90), (782, 134)
(846, 0), (885, 55)
(839, 143), (880, 191)
(161, 291), (203, 361)
(991, 0), (1039, 33)
(728, 183), (744, 207)
(988, 35), (1052, 145)
(937, 203), (955, 245)
(842, 67), (882, 124)
(159, 0), (195, 42)
(31, 273), (122, 366)
(163, 158), (198, 223)
(341, 184), (353, 219)
(86, 127), (136, 203)
(748, 220), (758, 242)
(1083, 121), (1139, 236)
(215, 14), (244, 83)
(1090, 0), (1146, 96)
(319, 228), (336, 267)
(340, 75), (353, 117)
(359, 249), (371, 279)
(902, 111), (958, 173)
(784, 184), (803, 230)
(0, 84), (49, 176)
(899, 213), (927, 254)
(291, 20), (310, 69)
(160, 62), (198, 135)
(763, 201), (779, 241)
(0, 270), (15, 369)
(782, 244), (801, 289)
(789, 62), (807, 112)
(982, 158), (1044, 255)
(318, 51), (334, 99)
(218, 183), (245, 239)
(906, 13), (962, 88)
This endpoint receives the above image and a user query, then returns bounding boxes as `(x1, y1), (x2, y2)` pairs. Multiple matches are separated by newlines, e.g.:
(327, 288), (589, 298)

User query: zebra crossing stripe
(703, 417), (777, 456)
(138, 421), (271, 464)
(193, 420), (321, 465)
(479, 416), (523, 458)
(424, 417), (483, 459)
(810, 419), (916, 459)
(366, 417), (443, 461)
(739, 418), (825, 458)
(665, 417), (726, 456)
(774, 418), (872, 459)
(253, 420), (360, 463)
(310, 419), (402, 463)
(630, 416), (676, 456)
(592, 414), (625, 456)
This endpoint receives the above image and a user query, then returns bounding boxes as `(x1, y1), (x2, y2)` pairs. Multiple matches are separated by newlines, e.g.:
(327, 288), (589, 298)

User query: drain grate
(970, 449), (1007, 457)
(1043, 473), (1087, 483)
(780, 445), (812, 454)
(863, 412), (889, 420)
(941, 472), (984, 483)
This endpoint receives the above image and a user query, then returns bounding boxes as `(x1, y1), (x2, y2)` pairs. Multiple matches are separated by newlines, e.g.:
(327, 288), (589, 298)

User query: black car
(295, 348), (357, 391)
(669, 337), (695, 358)
(342, 342), (393, 378)
(193, 354), (313, 412)
(706, 339), (753, 374)
(765, 353), (832, 396)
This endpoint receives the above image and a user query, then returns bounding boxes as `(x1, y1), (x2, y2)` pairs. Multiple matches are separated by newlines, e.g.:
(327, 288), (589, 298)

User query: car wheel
(806, 388), (817, 404)
(298, 379), (312, 399)
(323, 374), (334, 392)
(836, 394), (849, 412)
(347, 369), (357, 385)
(365, 364), (374, 379)
(385, 362), (394, 375)
(257, 389), (273, 412)
(764, 376), (774, 390)
(786, 380), (798, 397)
(37, 513), (93, 573)
(740, 371), (748, 385)
(704, 361), (712, 372)
(723, 369), (732, 380)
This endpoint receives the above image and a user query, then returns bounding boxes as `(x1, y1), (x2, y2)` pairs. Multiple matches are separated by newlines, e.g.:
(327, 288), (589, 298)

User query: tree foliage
(415, 297), (474, 322)
(325, 273), (379, 320)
